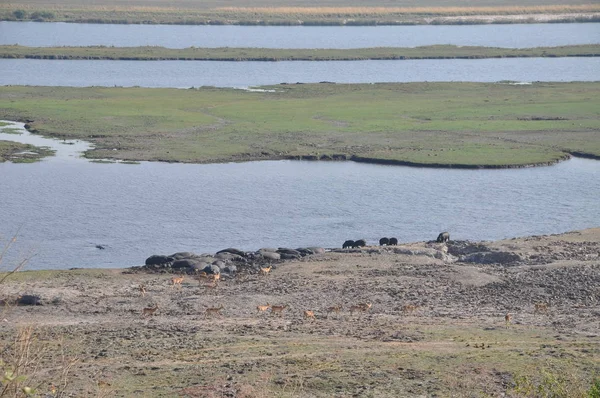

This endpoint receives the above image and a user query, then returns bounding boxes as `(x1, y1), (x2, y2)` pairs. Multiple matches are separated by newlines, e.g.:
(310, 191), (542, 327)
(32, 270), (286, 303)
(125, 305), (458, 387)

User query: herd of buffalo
(343, 232), (449, 249)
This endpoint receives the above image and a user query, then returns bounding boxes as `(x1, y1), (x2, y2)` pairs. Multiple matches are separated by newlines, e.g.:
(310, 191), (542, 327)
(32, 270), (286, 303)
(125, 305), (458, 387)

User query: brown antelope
(534, 303), (549, 314)
(401, 304), (419, 314)
(204, 281), (219, 289)
(505, 313), (512, 327)
(270, 304), (288, 316)
(139, 284), (147, 297)
(260, 265), (272, 276)
(171, 275), (184, 288)
(256, 303), (271, 313)
(204, 304), (224, 318)
(326, 305), (343, 317)
(142, 304), (159, 317)
(350, 302), (372, 315)
(211, 273), (221, 282)
(303, 310), (316, 320)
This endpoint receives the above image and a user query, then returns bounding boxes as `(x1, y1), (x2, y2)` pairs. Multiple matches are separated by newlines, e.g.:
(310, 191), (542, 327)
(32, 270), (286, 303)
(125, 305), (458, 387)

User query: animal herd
(343, 232), (450, 248)
(139, 267), (375, 321)
(137, 229), (555, 328)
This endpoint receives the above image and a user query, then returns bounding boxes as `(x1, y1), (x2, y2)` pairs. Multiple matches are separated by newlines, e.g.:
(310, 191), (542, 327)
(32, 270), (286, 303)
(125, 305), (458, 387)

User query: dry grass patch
(217, 4), (600, 16)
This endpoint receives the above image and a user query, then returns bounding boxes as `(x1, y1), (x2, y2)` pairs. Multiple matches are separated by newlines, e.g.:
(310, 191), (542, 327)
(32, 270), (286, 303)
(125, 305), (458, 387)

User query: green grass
(0, 140), (55, 162)
(0, 127), (22, 134)
(1, 82), (599, 167)
(1, 1), (599, 25)
(2, 44), (599, 61)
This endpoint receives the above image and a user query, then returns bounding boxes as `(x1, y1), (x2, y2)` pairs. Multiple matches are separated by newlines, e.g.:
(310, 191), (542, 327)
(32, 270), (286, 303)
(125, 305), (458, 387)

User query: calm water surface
(1, 22), (598, 48)
(2, 58), (599, 88)
(1, 122), (599, 270)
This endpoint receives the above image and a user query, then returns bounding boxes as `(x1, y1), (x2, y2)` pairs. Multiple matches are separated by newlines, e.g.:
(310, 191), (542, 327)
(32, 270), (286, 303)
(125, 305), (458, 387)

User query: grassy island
(1, 1), (599, 25)
(1, 82), (599, 167)
(1, 44), (599, 61)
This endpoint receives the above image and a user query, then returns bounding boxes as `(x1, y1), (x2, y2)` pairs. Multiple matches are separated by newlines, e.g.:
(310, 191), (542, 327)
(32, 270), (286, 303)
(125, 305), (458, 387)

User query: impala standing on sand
(142, 304), (159, 317)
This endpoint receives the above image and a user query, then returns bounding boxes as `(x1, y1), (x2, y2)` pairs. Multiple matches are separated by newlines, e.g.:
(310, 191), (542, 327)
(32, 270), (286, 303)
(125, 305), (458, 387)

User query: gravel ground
(1, 228), (598, 397)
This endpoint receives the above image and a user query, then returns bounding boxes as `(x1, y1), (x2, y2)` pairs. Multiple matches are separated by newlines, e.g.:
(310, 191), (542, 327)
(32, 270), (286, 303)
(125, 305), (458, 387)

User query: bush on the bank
(12, 10), (27, 19)
(30, 11), (55, 21)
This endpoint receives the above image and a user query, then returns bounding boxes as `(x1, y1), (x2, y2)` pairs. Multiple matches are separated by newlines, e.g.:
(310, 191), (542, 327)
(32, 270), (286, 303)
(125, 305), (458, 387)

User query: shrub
(30, 11), (55, 21)
(589, 378), (600, 398)
(12, 10), (27, 19)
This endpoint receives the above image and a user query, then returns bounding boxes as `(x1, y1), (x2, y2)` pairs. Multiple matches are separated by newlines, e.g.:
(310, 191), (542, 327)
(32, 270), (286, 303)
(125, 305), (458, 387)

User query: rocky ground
(0, 229), (599, 397)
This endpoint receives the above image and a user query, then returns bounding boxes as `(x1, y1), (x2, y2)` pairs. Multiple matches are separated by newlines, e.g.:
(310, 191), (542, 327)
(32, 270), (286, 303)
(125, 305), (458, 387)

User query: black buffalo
(388, 237), (398, 245)
(379, 237), (389, 246)
(354, 239), (367, 248)
(437, 232), (450, 243)
(343, 240), (355, 249)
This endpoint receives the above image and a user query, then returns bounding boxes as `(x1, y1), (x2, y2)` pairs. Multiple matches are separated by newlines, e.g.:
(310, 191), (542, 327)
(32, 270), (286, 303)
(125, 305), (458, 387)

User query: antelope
(401, 304), (419, 314)
(142, 304), (159, 317)
(303, 310), (316, 320)
(349, 302), (372, 315)
(139, 284), (146, 297)
(204, 304), (224, 318)
(260, 265), (272, 276)
(326, 305), (343, 317)
(203, 281), (219, 291)
(505, 313), (512, 327)
(270, 304), (288, 316)
(197, 271), (209, 279)
(211, 273), (221, 282)
(257, 303), (271, 313)
(171, 275), (184, 288)
(534, 303), (549, 314)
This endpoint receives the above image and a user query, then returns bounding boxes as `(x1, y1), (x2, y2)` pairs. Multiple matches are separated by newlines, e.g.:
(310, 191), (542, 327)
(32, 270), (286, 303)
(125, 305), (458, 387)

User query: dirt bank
(1, 229), (599, 397)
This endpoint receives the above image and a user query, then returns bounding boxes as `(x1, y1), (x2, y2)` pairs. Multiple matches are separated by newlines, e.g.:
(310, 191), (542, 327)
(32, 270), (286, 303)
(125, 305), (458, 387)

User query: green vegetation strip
(2, 45), (599, 61)
(0, 140), (55, 163)
(1, 82), (599, 167)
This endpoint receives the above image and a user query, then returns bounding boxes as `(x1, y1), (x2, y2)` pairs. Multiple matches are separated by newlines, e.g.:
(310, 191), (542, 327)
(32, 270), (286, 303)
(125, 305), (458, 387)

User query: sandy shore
(1, 229), (599, 397)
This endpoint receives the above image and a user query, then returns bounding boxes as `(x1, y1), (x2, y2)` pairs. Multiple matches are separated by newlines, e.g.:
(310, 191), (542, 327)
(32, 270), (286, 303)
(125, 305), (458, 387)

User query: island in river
(1, 82), (599, 168)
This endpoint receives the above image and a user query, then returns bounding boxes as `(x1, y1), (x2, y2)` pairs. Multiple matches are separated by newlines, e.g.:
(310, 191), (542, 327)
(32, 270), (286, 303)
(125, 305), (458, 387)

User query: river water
(1, 121), (599, 270)
(2, 58), (599, 88)
(1, 22), (599, 270)
(1, 21), (599, 49)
